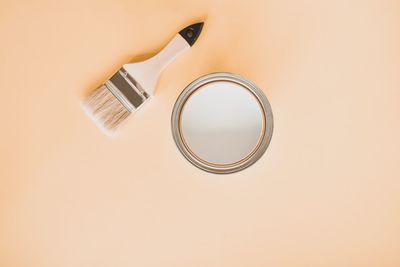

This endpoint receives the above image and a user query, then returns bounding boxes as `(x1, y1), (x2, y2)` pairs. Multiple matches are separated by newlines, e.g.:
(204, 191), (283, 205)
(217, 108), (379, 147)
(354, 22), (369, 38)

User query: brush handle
(146, 34), (190, 74)
(124, 34), (190, 96)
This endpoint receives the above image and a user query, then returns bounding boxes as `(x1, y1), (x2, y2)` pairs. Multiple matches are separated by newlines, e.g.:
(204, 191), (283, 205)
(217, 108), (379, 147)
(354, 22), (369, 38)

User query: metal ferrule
(105, 68), (150, 112)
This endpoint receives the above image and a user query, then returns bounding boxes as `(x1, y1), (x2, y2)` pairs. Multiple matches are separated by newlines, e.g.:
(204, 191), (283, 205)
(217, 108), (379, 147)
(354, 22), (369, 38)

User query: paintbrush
(82, 22), (204, 135)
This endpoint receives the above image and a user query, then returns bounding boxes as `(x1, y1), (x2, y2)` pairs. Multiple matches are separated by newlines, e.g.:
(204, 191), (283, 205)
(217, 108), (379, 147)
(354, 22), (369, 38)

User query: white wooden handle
(123, 34), (190, 96)
(146, 34), (190, 74)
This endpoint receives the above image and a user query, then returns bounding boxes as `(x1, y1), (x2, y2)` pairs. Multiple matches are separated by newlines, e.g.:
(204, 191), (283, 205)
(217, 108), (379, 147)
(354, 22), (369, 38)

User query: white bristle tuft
(81, 85), (131, 134)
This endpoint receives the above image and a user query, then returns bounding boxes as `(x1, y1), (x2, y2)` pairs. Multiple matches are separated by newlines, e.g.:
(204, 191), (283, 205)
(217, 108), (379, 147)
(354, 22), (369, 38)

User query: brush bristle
(82, 85), (130, 133)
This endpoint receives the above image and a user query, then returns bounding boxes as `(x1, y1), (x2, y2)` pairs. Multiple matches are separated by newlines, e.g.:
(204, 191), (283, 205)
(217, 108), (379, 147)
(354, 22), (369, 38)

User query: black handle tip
(179, 22), (204, 46)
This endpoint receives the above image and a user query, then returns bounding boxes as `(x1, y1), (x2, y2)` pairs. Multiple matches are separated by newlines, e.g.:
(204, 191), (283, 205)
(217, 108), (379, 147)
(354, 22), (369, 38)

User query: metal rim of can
(171, 72), (274, 174)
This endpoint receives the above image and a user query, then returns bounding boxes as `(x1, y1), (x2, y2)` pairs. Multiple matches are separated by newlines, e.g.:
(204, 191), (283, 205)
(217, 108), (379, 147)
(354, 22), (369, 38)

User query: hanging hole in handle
(186, 29), (194, 38)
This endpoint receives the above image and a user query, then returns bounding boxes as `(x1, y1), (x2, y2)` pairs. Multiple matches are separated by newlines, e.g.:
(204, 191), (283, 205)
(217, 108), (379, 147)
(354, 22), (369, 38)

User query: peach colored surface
(1, 0), (400, 266)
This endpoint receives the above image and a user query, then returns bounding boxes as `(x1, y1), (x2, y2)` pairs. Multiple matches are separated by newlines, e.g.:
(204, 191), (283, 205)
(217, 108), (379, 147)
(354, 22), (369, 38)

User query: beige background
(1, 0), (400, 266)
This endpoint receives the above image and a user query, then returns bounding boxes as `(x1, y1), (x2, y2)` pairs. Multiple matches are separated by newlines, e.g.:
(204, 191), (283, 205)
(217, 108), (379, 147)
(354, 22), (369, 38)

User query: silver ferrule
(105, 68), (150, 112)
